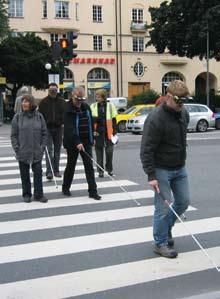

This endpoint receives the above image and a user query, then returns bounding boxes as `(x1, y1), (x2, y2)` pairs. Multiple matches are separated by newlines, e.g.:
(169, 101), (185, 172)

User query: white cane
(83, 150), (141, 206)
(160, 192), (220, 273)
(45, 146), (58, 189)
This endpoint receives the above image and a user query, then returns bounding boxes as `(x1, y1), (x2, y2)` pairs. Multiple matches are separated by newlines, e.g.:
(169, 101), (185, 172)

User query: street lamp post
(45, 63), (52, 84)
(205, 5), (220, 108)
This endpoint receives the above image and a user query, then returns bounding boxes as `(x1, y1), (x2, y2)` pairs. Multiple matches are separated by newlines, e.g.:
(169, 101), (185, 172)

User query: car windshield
(123, 106), (139, 114)
(138, 107), (154, 115)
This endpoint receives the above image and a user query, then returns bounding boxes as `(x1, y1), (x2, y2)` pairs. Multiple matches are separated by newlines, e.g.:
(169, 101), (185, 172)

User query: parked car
(116, 104), (155, 132)
(107, 97), (127, 113)
(184, 103), (215, 132)
(127, 110), (153, 134)
(214, 112), (220, 129)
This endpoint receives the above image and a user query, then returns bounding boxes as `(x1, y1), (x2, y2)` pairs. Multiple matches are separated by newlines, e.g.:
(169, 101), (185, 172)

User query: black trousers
(19, 161), (43, 198)
(45, 127), (63, 175)
(62, 145), (97, 194)
(95, 142), (114, 174)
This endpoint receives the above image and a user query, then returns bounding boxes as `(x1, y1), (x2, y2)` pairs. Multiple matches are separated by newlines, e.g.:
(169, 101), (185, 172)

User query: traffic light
(59, 32), (78, 65)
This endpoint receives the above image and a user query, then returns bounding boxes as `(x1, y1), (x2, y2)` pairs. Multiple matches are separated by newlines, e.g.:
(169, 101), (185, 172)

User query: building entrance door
(128, 82), (150, 100)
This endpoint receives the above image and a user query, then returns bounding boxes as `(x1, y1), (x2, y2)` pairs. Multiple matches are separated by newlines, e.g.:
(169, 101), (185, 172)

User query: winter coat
(11, 110), (47, 164)
(63, 100), (94, 149)
(38, 95), (66, 128)
(140, 102), (189, 181)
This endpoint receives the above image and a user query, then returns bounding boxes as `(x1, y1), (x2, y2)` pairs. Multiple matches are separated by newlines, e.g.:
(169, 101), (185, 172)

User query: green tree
(0, 33), (53, 99)
(130, 89), (159, 106)
(147, 0), (220, 60)
(0, 0), (10, 40)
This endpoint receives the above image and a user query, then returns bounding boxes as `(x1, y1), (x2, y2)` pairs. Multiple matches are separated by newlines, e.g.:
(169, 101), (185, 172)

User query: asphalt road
(0, 124), (220, 299)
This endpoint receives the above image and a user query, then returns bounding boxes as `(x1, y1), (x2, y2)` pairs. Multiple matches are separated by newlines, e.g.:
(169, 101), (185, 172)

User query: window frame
(8, 0), (23, 18)
(55, 1), (69, 19)
(132, 8), (143, 23)
(92, 5), (102, 22)
(93, 35), (103, 51)
(42, 0), (47, 18)
(132, 36), (144, 52)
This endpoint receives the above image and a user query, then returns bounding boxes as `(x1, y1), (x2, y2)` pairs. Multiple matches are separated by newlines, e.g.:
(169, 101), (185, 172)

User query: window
(8, 0), (23, 17)
(75, 2), (79, 21)
(93, 5), (102, 22)
(132, 8), (143, 23)
(133, 61), (144, 77)
(55, 1), (69, 18)
(93, 35), (102, 51)
(88, 68), (109, 80)
(64, 68), (73, 79)
(50, 33), (59, 43)
(133, 37), (144, 52)
(42, 0), (47, 18)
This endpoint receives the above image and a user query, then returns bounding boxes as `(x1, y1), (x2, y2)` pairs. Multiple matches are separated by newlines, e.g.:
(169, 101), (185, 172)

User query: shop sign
(71, 58), (115, 64)
(87, 82), (110, 89)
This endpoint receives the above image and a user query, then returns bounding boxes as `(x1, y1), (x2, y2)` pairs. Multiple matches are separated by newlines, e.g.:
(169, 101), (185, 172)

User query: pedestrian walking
(14, 86), (29, 114)
(11, 94), (48, 203)
(140, 80), (190, 258)
(90, 89), (118, 177)
(62, 86), (101, 200)
(38, 83), (66, 180)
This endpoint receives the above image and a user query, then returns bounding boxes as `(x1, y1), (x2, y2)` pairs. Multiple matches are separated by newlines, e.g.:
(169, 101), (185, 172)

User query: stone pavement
(0, 123), (11, 137)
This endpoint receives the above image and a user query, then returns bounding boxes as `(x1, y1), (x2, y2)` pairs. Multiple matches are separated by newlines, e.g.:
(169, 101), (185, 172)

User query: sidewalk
(0, 123), (11, 137)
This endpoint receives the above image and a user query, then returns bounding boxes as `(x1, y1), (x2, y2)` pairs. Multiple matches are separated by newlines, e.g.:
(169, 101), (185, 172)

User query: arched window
(64, 68), (73, 80)
(162, 72), (184, 95)
(87, 68), (109, 81)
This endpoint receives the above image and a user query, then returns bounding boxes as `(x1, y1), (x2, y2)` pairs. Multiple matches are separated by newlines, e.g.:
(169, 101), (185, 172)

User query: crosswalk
(0, 136), (220, 298)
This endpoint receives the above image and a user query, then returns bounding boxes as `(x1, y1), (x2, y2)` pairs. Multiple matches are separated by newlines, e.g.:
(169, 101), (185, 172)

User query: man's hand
(76, 143), (85, 151)
(149, 180), (160, 193)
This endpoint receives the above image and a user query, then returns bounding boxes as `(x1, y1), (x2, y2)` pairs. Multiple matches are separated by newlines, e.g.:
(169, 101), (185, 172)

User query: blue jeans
(153, 166), (190, 246)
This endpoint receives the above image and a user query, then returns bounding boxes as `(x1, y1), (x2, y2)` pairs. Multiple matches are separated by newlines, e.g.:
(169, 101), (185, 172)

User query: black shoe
(39, 196), (48, 203)
(23, 195), (32, 203)
(154, 244), (178, 258)
(168, 229), (174, 247)
(98, 173), (104, 178)
(89, 193), (102, 200)
(54, 172), (62, 178)
(108, 171), (114, 176)
(62, 189), (72, 197)
(46, 173), (53, 180)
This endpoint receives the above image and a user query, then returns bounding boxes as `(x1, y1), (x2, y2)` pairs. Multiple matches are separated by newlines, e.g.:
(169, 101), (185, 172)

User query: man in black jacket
(140, 80), (190, 258)
(39, 83), (66, 179)
(62, 86), (101, 200)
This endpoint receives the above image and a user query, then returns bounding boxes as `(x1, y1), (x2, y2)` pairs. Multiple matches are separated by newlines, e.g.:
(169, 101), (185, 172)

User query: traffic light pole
(59, 60), (65, 96)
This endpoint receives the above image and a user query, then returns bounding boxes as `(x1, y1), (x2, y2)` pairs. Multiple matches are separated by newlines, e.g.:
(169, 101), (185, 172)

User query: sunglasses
(173, 95), (189, 105)
(74, 96), (85, 101)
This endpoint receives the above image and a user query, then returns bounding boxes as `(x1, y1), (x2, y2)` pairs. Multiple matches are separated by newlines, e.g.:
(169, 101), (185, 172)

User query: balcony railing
(130, 21), (147, 33)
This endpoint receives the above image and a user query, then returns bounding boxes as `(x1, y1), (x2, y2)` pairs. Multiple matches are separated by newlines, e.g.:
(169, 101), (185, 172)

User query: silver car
(127, 114), (149, 134)
(184, 103), (215, 132)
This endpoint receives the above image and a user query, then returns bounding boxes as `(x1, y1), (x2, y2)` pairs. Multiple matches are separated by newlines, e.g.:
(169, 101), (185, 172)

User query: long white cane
(160, 192), (220, 273)
(45, 146), (58, 189)
(83, 150), (141, 206)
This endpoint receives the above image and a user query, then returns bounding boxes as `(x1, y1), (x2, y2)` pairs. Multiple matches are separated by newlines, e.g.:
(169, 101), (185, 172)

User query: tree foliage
(0, 33), (53, 98)
(130, 89), (159, 106)
(147, 0), (220, 60)
(0, 0), (10, 40)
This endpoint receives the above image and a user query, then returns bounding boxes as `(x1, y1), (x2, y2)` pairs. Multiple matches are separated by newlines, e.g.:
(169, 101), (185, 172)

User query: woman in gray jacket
(11, 94), (48, 203)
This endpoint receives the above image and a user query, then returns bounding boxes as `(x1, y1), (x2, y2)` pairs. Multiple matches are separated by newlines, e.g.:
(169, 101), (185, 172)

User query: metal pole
(206, 23), (210, 107)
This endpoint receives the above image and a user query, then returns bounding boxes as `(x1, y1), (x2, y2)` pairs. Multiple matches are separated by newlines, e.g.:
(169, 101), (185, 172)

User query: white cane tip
(137, 203), (141, 206)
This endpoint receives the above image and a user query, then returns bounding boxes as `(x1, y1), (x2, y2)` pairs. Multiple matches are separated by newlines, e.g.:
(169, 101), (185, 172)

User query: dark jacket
(38, 95), (66, 128)
(140, 102), (189, 181)
(63, 100), (94, 149)
(11, 110), (47, 164)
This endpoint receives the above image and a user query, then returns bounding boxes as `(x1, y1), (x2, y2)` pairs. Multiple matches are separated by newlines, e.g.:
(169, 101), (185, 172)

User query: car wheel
(117, 121), (126, 133)
(196, 119), (208, 132)
(216, 119), (220, 130)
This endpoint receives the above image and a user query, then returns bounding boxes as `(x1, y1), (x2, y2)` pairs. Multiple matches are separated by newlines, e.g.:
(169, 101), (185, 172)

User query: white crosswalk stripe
(0, 151), (219, 299)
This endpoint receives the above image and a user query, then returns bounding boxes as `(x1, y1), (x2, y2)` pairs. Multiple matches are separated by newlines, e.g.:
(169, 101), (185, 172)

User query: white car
(184, 103), (215, 132)
(127, 114), (149, 134)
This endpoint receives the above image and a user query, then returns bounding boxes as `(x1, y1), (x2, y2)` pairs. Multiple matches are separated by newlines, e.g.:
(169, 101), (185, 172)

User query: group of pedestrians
(11, 79), (191, 259)
(11, 84), (117, 203)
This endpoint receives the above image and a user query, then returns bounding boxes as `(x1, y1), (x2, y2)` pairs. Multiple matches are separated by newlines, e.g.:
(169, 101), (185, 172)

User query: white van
(107, 97), (127, 113)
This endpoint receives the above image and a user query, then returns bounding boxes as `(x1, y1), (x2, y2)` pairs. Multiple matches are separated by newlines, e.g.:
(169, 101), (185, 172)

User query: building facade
(8, 0), (220, 102)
